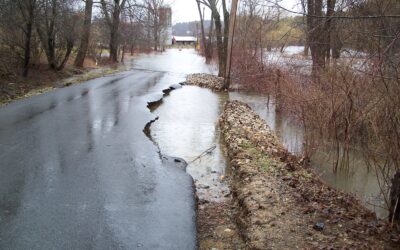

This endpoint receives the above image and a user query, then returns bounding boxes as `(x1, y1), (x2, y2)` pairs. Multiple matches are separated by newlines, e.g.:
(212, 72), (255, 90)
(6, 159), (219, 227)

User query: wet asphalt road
(0, 49), (211, 249)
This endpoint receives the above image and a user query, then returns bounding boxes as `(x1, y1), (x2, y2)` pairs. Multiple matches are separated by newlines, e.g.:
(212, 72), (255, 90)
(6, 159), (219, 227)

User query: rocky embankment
(219, 100), (399, 249)
(186, 73), (224, 91)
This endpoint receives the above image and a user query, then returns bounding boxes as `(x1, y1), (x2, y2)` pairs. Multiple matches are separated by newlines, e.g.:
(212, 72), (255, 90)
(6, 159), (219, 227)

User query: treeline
(0, 0), (171, 78)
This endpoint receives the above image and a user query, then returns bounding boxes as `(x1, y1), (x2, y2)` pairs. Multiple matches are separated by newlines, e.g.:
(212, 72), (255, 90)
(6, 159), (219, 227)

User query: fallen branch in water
(188, 145), (217, 164)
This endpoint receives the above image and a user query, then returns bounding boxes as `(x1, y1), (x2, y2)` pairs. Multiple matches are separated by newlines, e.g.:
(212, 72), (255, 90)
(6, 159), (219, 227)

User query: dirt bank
(198, 200), (246, 250)
(186, 73), (224, 91)
(219, 100), (399, 249)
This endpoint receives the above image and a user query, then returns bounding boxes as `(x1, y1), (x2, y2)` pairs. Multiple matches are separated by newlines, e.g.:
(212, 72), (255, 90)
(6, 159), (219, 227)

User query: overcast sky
(170, 0), (300, 24)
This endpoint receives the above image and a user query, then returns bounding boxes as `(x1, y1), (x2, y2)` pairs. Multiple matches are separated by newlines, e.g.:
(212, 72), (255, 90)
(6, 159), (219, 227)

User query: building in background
(172, 36), (197, 46)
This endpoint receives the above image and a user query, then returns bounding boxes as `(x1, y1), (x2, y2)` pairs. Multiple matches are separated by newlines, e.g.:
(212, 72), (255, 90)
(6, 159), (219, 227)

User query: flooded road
(0, 49), (212, 249)
(151, 84), (387, 218)
(0, 47), (387, 249)
(150, 86), (230, 202)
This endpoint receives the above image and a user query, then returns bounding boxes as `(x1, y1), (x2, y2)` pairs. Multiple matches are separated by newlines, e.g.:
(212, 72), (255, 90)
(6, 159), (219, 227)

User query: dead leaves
(219, 100), (398, 249)
(186, 73), (224, 91)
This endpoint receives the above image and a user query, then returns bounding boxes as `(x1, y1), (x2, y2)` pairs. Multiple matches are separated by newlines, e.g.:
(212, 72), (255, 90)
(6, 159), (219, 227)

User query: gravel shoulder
(219, 100), (399, 249)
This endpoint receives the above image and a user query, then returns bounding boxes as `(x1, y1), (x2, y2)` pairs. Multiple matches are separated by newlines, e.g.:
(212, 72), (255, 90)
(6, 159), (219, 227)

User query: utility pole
(224, 0), (239, 90)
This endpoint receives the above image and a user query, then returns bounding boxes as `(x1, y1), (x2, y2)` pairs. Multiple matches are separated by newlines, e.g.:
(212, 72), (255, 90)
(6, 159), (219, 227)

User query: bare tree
(17, 0), (37, 76)
(200, 0), (230, 77)
(143, 0), (170, 51)
(307, 0), (325, 77)
(75, 0), (93, 67)
(195, 0), (212, 63)
(36, 0), (79, 70)
(100, 0), (127, 62)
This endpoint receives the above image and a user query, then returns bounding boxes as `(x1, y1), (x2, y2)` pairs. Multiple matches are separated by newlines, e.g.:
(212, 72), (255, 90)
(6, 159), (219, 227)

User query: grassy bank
(0, 56), (137, 106)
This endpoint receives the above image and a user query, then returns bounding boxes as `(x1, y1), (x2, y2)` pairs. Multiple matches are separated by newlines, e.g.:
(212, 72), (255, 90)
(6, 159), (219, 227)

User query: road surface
(0, 49), (213, 249)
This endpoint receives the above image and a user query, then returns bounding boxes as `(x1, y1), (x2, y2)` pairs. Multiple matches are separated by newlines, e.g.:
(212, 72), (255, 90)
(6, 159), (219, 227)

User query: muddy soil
(0, 54), (140, 106)
(219, 100), (400, 249)
(198, 200), (246, 250)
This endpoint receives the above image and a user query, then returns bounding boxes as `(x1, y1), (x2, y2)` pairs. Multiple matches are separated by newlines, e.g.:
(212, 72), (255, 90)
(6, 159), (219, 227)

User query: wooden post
(224, 0), (239, 90)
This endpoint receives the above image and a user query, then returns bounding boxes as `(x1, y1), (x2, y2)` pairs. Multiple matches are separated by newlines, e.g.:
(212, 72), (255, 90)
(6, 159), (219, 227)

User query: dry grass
(219, 100), (400, 249)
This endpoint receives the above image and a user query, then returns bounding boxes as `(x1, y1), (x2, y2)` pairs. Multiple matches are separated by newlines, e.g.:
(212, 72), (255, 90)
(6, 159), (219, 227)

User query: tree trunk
(120, 44), (125, 62)
(101, 0), (125, 63)
(154, 28), (158, 51)
(390, 171), (400, 228)
(195, 1), (207, 58)
(109, 2), (121, 63)
(222, 0), (229, 76)
(36, 0), (57, 70)
(74, 0), (93, 67)
(206, 13), (214, 63)
(307, 0), (325, 78)
(324, 0), (336, 64)
(57, 40), (74, 70)
(22, 0), (35, 77)
(109, 26), (119, 62)
(37, 24), (57, 70)
(304, 40), (309, 56)
(213, 10), (224, 77)
(224, 0), (238, 90)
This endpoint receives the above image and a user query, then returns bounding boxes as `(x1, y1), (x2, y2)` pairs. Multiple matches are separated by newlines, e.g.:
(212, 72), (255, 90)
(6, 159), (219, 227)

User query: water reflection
(151, 86), (230, 202)
(131, 49), (217, 75)
(229, 91), (388, 218)
(229, 91), (304, 154)
(151, 85), (387, 216)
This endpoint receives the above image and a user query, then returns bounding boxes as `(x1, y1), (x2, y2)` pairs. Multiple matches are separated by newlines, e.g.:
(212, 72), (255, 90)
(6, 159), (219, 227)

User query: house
(172, 36), (197, 45)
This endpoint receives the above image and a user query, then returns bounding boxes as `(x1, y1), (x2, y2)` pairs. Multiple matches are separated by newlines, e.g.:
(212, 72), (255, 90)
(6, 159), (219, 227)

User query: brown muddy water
(229, 92), (388, 218)
(151, 87), (388, 218)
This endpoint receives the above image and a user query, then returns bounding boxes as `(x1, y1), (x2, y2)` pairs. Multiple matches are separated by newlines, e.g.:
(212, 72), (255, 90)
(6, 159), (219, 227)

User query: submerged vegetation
(219, 100), (399, 249)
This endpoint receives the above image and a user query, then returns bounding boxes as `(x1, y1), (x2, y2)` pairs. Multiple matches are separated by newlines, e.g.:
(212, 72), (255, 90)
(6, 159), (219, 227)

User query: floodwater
(150, 87), (230, 202)
(150, 82), (387, 218)
(130, 49), (228, 202)
(228, 91), (387, 218)
(264, 46), (370, 74)
(142, 48), (386, 218)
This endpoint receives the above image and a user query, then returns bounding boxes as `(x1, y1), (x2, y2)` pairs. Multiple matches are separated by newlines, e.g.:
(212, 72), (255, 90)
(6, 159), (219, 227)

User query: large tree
(36, 0), (79, 70)
(17, 0), (37, 76)
(307, 0), (325, 77)
(100, 0), (127, 62)
(195, 0), (212, 63)
(200, 0), (230, 77)
(74, 0), (93, 67)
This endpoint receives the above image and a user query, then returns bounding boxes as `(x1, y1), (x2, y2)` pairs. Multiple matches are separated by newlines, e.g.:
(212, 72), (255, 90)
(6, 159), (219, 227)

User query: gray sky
(170, 0), (300, 24)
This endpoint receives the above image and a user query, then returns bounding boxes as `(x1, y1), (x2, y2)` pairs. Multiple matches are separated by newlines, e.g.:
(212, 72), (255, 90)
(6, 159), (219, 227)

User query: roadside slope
(219, 100), (398, 249)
